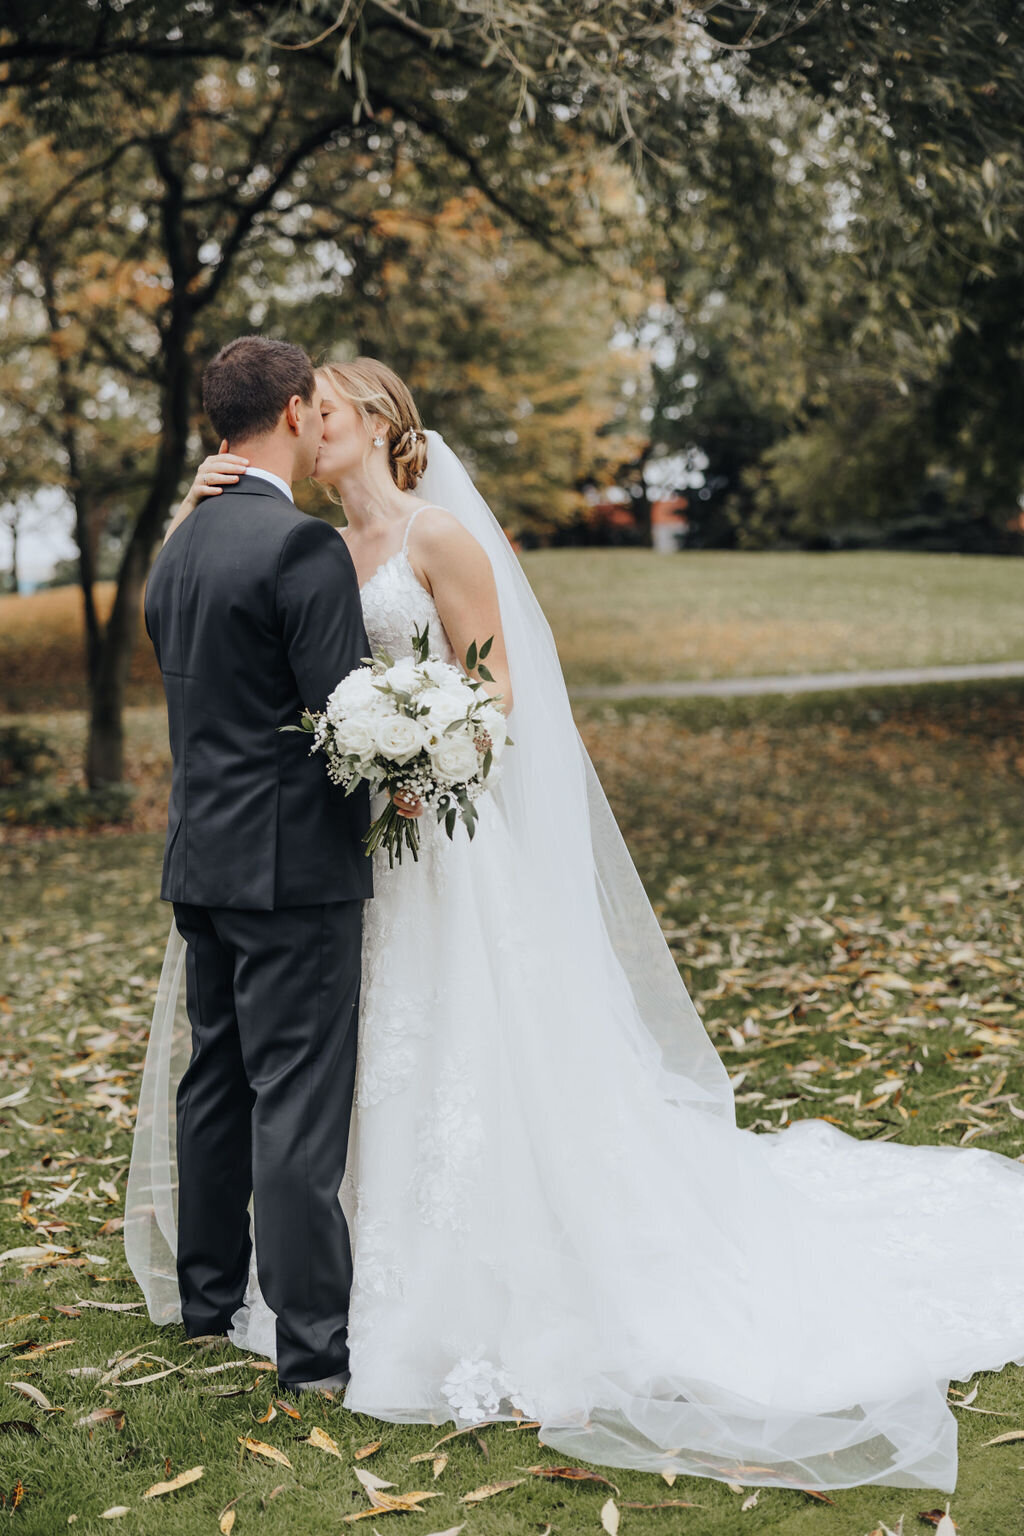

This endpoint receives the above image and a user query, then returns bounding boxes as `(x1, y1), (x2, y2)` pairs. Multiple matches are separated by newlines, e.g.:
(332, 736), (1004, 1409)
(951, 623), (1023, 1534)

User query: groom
(144, 335), (372, 1391)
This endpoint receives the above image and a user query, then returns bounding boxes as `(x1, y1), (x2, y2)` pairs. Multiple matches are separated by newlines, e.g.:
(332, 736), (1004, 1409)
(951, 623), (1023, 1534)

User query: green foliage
(0, 723), (133, 826)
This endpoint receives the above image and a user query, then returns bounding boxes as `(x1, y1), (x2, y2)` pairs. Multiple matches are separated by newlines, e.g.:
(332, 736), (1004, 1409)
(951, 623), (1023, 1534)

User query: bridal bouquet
(287, 626), (509, 865)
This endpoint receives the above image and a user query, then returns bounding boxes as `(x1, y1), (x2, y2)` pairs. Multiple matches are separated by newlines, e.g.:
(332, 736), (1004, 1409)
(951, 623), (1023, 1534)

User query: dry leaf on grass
(801, 1488), (836, 1504)
(98, 1507), (131, 1519)
(343, 1490), (443, 1521)
(143, 1465), (204, 1498)
(523, 1465), (620, 1494)
(302, 1426), (341, 1458)
(0, 1420), (40, 1436)
(620, 1500), (702, 1511)
(275, 1397), (301, 1420)
(218, 1496), (239, 1533)
(432, 1455), (448, 1480)
(254, 1400), (277, 1424)
(13, 1338), (75, 1360)
(75, 1407), (124, 1430)
(355, 1440), (383, 1459)
(354, 1467), (396, 1493)
(601, 1497), (620, 1536)
(8, 1381), (60, 1412)
(460, 1480), (526, 1503)
(741, 1490), (759, 1511)
(661, 1472), (676, 1487)
(982, 1428), (1024, 1445)
(238, 1436), (293, 1469)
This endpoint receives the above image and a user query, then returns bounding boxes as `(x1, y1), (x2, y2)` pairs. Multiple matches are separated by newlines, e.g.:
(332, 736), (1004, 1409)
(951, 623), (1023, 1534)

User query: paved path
(571, 659), (1024, 702)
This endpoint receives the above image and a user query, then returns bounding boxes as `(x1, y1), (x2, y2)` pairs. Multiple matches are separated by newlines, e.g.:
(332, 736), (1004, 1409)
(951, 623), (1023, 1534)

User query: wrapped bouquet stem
(285, 625), (510, 866)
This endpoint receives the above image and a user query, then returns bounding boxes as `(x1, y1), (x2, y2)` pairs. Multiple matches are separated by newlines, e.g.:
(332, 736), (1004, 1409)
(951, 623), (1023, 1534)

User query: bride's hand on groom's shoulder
(183, 442), (250, 513)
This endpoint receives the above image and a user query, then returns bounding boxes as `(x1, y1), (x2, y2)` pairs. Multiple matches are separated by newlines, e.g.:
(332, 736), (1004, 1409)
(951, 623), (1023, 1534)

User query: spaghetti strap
(401, 503), (442, 555)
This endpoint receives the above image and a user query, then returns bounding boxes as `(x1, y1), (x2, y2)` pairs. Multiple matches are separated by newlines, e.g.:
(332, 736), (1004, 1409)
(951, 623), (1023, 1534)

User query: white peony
(383, 656), (420, 691)
(432, 736), (481, 784)
(374, 714), (427, 765)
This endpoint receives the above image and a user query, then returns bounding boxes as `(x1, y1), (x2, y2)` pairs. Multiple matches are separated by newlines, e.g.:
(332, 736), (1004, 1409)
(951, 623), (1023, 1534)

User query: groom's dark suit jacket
(144, 474), (372, 910)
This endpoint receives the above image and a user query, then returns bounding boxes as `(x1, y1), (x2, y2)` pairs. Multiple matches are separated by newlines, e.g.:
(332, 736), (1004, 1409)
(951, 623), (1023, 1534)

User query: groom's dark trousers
(144, 474), (372, 1386)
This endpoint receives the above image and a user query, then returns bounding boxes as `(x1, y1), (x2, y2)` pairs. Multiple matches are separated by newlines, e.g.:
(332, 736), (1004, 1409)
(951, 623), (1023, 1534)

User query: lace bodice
(358, 506), (455, 665)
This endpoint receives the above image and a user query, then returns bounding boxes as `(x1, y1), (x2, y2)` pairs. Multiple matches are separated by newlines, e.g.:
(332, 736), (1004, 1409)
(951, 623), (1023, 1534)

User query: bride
(127, 357), (1024, 1493)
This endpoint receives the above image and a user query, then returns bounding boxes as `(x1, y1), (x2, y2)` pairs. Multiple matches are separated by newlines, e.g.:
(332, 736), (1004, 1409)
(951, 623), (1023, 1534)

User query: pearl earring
(373, 434), (385, 448)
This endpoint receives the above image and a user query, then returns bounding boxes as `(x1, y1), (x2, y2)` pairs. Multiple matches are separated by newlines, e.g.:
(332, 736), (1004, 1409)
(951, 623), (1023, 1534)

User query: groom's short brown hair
(202, 336), (316, 443)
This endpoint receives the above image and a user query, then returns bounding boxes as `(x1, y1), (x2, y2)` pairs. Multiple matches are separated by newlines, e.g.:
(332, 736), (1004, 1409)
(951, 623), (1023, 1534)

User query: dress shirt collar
(243, 466), (294, 503)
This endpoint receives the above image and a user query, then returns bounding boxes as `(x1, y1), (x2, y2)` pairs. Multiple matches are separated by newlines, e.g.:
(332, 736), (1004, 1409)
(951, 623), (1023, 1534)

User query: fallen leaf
(982, 1429), (1024, 1445)
(303, 1426), (342, 1458)
(238, 1436), (293, 1469)
(343, 1490), (443, 1521)
(8, 1381), (59, 1412)
(275, 1397), (301, 1420)
(620, 1501), (702, 1510)
(75, 1407), (125, 1430)
(741, 1489), (759, 1510)
(98, 1508), (131, 1520)
(661, 1471), (676, 1487)
(523, 1465), (620, 1493)
(13, 1338), (75, 1360)
(144, 1465), (204, 1497)
(801, 1488), (836, 1504)
(355, 1439), (383, 1459)
(432, 1455), (448, 1480)
(254, 1401), (277, 1424)
(601, 1496), (620, 1536)
(218, 1496), (239, 1533)
(0, 1420), (41, 1436)
(354, 1466), (396, 1493)
(460, 1480), (526, 1503)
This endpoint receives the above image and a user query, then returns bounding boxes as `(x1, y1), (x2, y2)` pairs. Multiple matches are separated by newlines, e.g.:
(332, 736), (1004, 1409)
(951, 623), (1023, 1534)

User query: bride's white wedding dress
(127, 434), (1024, 1494)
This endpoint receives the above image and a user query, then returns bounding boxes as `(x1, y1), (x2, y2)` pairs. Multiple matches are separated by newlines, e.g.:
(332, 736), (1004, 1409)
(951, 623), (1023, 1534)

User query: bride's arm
(413, 511), (513, 713)
(162, 442), (250, 546)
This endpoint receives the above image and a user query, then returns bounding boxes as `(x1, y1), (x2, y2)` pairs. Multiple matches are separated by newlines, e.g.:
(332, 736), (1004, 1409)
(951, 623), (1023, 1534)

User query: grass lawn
(523, 549), (1024, 688)
(3, 682), (1024, 1531)
(3, 552), (1023, 709)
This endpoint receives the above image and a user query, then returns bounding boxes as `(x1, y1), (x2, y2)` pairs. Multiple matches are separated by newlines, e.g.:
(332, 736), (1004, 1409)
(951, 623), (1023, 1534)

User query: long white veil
(125, 429), (734, 1323)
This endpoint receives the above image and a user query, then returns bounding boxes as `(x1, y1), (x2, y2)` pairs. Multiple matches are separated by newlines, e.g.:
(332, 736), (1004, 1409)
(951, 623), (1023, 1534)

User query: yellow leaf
(432, 1455), (448, 1480)
(304, 1426), (342, 1458)
(238, 1436), (293, 1469)
(661, 1472), (676, 1487)
(143, 1465), (204, 1498)
(219, 1505), (237, 1534)
(460, 1480), (526, 1503)
(13, 1338), (75, 1360)
(601, 1497), (620, 1536)
(355, 1439), (383, 1459)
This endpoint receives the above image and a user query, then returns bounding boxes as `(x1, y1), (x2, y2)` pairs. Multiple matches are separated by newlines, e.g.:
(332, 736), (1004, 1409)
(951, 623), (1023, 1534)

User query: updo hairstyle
(317, 356), (428, 490)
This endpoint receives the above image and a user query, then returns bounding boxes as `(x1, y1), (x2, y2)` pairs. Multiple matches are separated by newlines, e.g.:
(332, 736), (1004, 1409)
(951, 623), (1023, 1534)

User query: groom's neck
(230, 437), (294, 489)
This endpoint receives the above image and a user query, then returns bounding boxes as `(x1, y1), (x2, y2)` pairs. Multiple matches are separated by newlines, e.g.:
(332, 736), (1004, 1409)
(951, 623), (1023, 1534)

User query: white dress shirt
(244, 466), (294, 503)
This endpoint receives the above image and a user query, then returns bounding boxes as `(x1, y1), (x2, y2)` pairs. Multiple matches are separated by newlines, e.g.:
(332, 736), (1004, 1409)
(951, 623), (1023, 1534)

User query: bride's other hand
(163, 443), (249, 546)
(392, 789), (424, 819)
(186, 442), (249, 508)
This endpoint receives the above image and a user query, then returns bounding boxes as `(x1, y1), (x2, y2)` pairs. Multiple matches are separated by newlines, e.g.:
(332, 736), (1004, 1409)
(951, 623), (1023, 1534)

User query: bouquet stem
(364, 799), (421, 867)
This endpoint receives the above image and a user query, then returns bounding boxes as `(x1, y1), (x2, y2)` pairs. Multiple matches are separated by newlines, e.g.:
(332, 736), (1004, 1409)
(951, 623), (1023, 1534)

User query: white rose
(384, 656), (420, 691)
(432, 736), (481, 784)
(374, 714), (427, 765)
(420, 690), (466, 728)
(334, 716), (379, 756)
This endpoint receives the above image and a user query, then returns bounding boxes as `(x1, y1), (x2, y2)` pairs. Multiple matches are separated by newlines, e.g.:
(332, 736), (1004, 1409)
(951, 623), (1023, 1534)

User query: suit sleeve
(275, 516), (369, 710)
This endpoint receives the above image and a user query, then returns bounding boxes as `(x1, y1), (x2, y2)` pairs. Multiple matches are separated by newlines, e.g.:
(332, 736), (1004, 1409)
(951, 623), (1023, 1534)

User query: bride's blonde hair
(317, 357), (428, 491)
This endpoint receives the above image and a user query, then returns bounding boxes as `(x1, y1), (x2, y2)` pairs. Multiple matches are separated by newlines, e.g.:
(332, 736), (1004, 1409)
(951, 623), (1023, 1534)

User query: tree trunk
(7, 517), (17, 594)
(85, 345), (192, 787)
